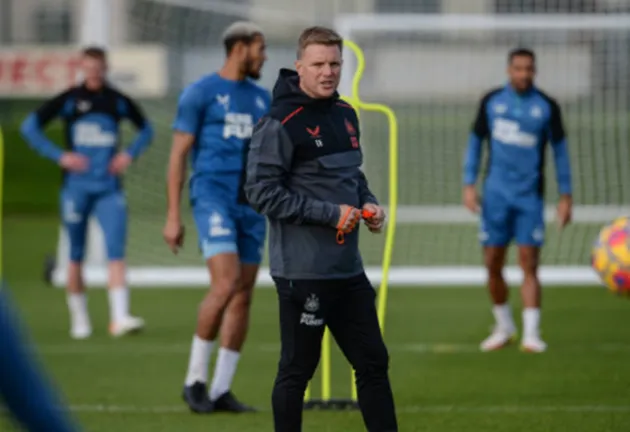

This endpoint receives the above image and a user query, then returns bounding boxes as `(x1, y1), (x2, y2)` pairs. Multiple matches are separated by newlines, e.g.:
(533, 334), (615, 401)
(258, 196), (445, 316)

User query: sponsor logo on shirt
(223, 113), (253, 140)
(73, 123), (116, 148)
(492, 118), (537, 148)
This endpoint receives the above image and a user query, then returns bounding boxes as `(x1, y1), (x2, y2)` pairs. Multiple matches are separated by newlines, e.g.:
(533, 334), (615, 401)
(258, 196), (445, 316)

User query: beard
(243, 56), (261, 80)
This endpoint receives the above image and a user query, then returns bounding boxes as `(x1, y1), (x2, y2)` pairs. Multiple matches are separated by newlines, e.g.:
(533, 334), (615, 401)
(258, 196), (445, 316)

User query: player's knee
(518, 248), (539, 275)
(230, 287), (254, 313)
(520, 263), (537, 277)
(354, 341), (390, 377)
(484, 248), (506, 276)
(277, 358), (320, 385)
(209, 276), (241, 306)
(302, 358), (320, 382)
(485, 259), (504, 277)
(207, 250), (241, 301)
(521, 267), (538, 281)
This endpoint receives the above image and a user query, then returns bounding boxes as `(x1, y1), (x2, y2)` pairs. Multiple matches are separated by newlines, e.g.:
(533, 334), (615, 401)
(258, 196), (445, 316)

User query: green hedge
(2, 100), (63, 216)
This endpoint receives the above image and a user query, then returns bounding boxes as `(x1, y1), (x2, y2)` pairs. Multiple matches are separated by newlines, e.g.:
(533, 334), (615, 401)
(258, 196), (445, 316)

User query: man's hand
(59, 152), (89, 172)
(336, 205), (361, 233)
(463, 185), (480, 213)
(557, 195), (572, 230)
(362, 203), (386, 233)
(163, 218), (185, 254)
(109, 152), (133, 175)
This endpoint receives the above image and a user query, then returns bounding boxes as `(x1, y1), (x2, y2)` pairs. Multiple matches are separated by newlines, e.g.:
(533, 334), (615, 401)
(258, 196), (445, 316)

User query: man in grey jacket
(245, 26), (398, 432)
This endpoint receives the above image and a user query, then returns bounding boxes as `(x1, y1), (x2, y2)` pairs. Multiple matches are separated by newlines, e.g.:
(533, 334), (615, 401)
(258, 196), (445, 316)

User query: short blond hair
(222, 21), (264, 55)
(297, 26), (343, 59)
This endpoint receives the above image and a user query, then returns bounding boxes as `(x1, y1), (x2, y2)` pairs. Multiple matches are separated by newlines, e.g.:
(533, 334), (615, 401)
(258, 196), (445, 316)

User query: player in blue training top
(163, 22), (269, 414)
(462, 48), (572, 353)
(21, 47), (153, 340)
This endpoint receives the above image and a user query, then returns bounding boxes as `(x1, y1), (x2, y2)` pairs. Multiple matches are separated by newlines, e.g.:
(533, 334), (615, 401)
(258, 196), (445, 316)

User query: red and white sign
(0, 50), (82, 96)
(0, 45), (168, 98)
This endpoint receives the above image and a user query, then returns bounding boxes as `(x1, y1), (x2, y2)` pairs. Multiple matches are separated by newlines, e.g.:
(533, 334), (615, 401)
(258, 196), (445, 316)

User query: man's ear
(231, 42), (246, 61)
(294, 59), (303, 76)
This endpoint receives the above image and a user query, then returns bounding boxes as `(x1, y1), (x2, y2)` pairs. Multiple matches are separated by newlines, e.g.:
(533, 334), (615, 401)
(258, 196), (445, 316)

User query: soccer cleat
(109, 316), (145, 337)
(480, 326), (517, 352)
(212, 391), (257, 413)
(183, 382), (214, 414)
(520, 336), (547, 353)
(70, 322), (92, 340)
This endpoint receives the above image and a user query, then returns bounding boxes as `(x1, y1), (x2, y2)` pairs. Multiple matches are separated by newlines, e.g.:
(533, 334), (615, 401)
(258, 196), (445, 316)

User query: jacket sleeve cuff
(362, 196), (379, 206)
(311, 200), (340, 227)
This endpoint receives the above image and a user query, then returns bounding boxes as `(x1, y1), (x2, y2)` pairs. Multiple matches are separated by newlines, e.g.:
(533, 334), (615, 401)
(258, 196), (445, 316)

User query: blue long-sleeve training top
(20, 83), (154, 193)
(462, 83), (572, 198)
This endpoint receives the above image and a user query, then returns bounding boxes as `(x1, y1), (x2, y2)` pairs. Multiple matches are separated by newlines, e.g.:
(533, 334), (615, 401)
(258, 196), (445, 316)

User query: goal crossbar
(335, 13), (630, 34)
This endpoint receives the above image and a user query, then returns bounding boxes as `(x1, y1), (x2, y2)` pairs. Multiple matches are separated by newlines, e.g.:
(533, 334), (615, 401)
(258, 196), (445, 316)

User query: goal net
(335, 13), (630, 285)
(52, 0), (320, 288)
(51, 1), (630, 287)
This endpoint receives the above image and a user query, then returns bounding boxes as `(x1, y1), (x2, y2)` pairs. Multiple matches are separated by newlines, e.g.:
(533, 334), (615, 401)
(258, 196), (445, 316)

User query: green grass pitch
(3, 99), (630, 430)
(3, 216), (630, 432)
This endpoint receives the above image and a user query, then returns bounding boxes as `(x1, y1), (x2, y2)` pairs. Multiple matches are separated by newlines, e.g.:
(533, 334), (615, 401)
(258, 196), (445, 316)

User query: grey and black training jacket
(245, 69), (378, 280)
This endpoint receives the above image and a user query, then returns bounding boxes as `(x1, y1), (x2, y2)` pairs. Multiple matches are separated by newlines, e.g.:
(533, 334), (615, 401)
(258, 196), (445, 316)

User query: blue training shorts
(192, 199), (266, 264)
(60, 188), (127, 262)
(479, 191), (545, 247)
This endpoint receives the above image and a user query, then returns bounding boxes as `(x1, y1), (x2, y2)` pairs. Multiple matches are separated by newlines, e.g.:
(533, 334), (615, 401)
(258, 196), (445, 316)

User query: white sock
(493, 303), (515, 331)
(209, 348), (241, 401)
(108, 286), (129, 324)
(523, 308), (541, 339)
(185, 335), (214, 386)
(67, 293), (89, 325)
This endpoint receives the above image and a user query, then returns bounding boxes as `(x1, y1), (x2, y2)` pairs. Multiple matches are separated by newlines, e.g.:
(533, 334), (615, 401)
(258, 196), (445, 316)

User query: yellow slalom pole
(360, 102), (398, 331)
(341, 39), (399, 403)
(304, 382), (311, 402)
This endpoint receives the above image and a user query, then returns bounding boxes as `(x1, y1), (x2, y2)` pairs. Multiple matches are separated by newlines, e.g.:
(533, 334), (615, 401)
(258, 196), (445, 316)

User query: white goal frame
(52, 205), (616, 287)
(330, 13), (630, 288)
(52, 12), (630, 288)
